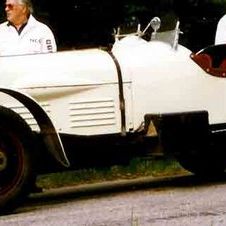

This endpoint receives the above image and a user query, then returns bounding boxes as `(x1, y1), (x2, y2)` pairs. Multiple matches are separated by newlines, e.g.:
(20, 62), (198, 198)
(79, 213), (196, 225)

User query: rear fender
(0, 88), (70, 167)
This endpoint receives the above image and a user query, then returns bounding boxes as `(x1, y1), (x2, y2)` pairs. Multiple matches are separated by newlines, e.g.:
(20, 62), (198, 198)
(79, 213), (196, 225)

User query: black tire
(0, 106), (36, 213)
(177, 154), (225, 176)
(176, 144), (226, 176)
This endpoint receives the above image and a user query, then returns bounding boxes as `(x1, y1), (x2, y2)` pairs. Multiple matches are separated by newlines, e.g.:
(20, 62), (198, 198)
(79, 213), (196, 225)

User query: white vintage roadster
(1, 17), (226, 213)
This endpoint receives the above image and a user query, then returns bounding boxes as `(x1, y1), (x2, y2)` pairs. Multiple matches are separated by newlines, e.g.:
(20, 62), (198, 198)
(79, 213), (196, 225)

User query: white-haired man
(0, 0), (56, 55)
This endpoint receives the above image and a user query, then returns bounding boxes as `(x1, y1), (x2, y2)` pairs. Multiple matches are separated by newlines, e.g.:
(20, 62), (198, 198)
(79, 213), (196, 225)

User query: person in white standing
(215, 14), (226, 44)
(0, 0), (57, 56)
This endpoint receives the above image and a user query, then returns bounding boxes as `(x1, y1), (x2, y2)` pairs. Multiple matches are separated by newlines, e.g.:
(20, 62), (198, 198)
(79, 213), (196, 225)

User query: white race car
(0, 17), (226, 213)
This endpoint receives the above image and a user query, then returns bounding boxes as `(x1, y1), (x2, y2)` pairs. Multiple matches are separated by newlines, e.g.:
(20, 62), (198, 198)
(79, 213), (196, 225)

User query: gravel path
(1, 175), (226, 226)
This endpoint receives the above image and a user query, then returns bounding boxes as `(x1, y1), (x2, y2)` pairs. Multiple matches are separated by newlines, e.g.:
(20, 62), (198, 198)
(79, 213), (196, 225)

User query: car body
(1, 17), (226, 213)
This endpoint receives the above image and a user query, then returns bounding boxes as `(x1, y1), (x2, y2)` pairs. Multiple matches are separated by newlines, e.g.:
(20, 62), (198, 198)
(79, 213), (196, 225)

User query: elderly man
(0, 0), (56, 55)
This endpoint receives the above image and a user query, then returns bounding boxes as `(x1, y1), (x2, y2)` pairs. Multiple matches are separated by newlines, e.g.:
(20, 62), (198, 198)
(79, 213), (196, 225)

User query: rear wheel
(177, 154), (226, 176)
(176, 142), (226, 176)
(0, 106), (36, 213)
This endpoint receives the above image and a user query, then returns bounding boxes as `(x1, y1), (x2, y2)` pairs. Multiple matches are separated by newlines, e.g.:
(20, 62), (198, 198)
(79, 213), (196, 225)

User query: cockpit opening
(191, 44), (226, 77)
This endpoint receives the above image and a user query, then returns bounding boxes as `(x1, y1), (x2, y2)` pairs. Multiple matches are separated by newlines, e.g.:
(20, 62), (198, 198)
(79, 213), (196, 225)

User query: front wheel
(0, 106), (36, 213)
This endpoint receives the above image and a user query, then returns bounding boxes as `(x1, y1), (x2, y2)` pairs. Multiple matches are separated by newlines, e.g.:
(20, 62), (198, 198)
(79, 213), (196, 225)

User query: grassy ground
(37, 157), (189, 189)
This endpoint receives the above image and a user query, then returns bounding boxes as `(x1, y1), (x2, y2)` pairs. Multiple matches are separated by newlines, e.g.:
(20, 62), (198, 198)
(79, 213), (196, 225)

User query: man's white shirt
(0, 15), (57, 56)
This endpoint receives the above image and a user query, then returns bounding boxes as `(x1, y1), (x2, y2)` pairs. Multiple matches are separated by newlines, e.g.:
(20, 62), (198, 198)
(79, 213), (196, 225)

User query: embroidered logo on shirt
(30, 39), (41, 43)
(46, 39), (53, 51)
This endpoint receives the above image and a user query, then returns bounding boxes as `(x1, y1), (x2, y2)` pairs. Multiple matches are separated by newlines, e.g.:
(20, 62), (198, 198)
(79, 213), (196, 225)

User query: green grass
(37, 158), (188, 189)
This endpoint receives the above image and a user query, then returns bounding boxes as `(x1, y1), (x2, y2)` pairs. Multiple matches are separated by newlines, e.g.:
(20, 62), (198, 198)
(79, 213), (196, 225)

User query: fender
(0, 88), (70, 167)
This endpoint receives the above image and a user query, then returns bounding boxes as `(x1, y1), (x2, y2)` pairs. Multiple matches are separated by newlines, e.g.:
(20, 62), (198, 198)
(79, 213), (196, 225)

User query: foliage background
(0, 0), (225, 51)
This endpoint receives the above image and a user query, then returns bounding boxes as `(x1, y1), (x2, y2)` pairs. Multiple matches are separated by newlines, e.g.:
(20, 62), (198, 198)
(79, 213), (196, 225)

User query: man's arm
(40, 27), (57, 53)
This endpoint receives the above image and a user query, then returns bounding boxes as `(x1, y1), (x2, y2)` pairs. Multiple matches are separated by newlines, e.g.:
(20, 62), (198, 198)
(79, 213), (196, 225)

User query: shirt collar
(7, 14), (30, 35)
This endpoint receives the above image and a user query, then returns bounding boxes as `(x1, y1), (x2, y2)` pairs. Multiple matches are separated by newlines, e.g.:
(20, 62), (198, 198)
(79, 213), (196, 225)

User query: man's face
(5, 0), (27, 25)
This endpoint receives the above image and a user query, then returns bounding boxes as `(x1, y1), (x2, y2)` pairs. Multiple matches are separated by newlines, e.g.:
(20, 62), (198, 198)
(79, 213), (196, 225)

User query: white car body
(0, 30), (224, 138)
(2, 17), (226, 214)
